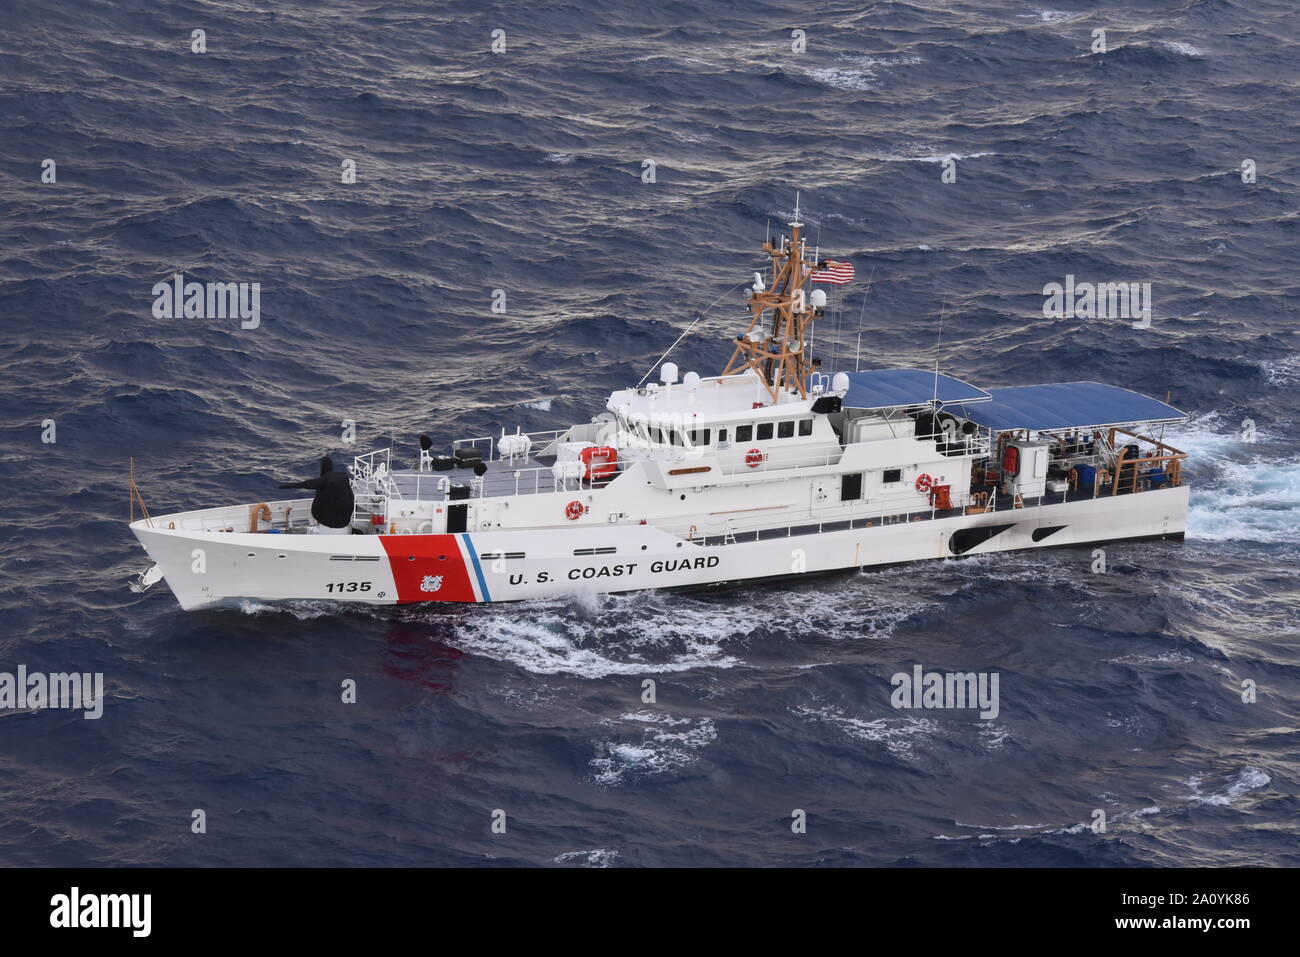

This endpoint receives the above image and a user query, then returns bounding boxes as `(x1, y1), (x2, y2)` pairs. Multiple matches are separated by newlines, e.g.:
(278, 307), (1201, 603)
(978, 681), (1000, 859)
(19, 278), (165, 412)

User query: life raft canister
(929, 484), (952, 510)
(580, 445), (618, 481)
(565, 500), (585, 521)
(915, 473), (933, 494)
(1002, 445), (1020, 477)
(745, 448), (765, 468)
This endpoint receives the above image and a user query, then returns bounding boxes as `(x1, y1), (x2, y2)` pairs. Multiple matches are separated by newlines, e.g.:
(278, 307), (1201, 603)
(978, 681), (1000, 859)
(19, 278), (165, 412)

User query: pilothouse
(129, 209), (1190, 611)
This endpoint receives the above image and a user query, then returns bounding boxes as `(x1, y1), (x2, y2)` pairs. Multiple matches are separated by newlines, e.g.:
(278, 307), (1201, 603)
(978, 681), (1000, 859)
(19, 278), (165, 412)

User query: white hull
(131, 486), (1188, 611)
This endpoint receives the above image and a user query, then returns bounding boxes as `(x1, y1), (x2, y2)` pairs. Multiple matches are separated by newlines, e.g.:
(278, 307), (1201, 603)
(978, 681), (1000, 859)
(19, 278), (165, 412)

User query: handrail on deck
(1107, 426), (1187, 496)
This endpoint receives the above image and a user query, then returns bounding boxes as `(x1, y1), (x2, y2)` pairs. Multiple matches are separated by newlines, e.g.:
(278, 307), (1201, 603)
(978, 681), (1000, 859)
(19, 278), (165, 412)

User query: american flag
(810, 260), (855, 284)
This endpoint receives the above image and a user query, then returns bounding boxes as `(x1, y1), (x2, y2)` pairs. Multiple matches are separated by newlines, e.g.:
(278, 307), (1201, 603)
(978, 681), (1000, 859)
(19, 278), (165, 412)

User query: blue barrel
(1075, 463), (1097, 490)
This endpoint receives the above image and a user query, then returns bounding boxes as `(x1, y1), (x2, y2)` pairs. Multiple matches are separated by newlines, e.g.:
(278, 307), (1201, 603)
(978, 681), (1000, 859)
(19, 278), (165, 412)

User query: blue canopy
(838, 368), (990, 410)
(946, 382), (1186, 432)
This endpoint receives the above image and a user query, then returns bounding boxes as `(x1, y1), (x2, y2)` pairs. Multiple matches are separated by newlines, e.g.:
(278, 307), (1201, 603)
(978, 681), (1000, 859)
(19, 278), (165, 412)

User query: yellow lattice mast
(721, 198), (819, 403)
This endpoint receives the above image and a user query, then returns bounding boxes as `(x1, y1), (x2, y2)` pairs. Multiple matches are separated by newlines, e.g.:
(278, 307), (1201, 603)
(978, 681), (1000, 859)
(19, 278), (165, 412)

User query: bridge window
(757, 422), (774, 440)
(777, 420), (794, 439)
(736, 424), (753, 441)
(688, 428), (711, 446)
(798, 419), (813, 436)
(883, 468), (901, 484)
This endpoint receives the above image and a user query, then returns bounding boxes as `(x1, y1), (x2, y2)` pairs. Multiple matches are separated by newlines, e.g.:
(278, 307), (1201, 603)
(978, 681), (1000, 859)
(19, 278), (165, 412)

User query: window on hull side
(778, 420), (794, 439)
(757, 422), (774, 440)
(798, 419), (813, 436)
(736, 424), (753, 442)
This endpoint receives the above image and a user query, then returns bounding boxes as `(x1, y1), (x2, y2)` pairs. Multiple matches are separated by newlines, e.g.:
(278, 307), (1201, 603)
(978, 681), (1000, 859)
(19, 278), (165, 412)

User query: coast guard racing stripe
(379, 534), (479, 603)
(461, 534), (492, 601)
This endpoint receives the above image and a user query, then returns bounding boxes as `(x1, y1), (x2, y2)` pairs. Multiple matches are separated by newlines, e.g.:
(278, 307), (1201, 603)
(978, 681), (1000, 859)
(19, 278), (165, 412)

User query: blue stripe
(461, 534), (491, 602)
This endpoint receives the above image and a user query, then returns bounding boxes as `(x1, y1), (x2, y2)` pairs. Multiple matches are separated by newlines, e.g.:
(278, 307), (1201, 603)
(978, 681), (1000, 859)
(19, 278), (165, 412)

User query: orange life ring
(565, 500), (584, 521)
(745, 448), (765, 468)
(915, 473), (933, 494)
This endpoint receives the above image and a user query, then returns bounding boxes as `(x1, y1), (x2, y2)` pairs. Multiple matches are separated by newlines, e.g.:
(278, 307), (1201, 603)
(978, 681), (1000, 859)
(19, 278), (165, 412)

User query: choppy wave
(590, 711), (717, 786)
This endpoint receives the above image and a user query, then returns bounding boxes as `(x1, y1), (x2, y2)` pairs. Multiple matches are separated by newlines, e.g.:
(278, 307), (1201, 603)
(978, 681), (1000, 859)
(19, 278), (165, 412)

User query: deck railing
(1108, 427), (1187, 495)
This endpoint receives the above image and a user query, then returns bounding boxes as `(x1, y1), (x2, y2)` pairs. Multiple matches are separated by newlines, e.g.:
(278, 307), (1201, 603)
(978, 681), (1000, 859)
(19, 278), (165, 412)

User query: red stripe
(379, 534), (478, 603)
(810, 261), (855, 284)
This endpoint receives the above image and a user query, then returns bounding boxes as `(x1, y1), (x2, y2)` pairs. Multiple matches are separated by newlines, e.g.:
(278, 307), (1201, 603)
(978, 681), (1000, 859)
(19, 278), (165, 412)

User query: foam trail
(1174, 414), (1300, 544)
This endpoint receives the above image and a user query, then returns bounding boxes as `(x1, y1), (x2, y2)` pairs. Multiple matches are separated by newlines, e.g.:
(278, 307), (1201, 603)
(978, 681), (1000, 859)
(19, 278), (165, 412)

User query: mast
(721, 194), (820, 403)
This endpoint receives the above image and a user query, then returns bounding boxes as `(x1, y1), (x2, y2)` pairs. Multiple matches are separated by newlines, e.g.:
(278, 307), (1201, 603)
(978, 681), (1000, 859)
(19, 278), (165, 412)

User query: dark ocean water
(1, 0), (1298, 866)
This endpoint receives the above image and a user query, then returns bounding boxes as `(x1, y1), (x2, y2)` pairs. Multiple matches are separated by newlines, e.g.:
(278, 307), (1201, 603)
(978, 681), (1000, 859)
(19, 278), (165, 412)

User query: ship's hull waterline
(131, 485), (1188, 611)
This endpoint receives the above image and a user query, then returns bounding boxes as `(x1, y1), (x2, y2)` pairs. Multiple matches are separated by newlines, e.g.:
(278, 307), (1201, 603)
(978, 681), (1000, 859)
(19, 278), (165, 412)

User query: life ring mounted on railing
(914, 473), (934, 495)
(745, 448), (765, 468)
(565, 500), (585, 521)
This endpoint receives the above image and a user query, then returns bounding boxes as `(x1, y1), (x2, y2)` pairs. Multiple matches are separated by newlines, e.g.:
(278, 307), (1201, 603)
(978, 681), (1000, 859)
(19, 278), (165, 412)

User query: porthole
(277, 554), (286, 560)
(246, 552), (256, 558)
(641, 545), (647, 550)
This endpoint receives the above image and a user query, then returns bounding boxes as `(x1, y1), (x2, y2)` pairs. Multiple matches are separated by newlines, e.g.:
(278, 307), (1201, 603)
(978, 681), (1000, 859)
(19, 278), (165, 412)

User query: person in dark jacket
(278, 456), (355, 530)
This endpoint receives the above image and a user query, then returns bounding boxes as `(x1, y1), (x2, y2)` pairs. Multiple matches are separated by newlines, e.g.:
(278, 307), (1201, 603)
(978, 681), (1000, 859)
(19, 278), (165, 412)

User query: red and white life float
(580, 445), (618, 481)
(564, 500), (585, 521)
(915, 473), (933, 494)
(745, 448), (765, 468)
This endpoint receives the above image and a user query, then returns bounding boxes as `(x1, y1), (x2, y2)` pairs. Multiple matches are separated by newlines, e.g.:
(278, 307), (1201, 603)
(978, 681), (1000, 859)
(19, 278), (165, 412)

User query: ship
(129, 206), (1190, 611)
